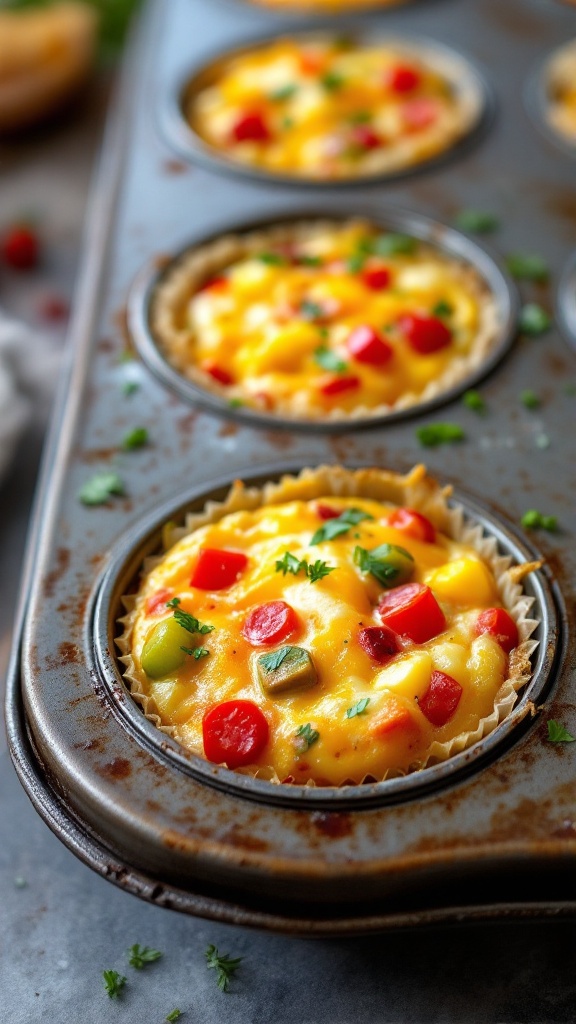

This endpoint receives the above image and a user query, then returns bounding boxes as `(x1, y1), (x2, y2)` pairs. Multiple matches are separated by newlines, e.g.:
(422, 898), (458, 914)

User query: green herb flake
(432, 299), (454, 318)
(298, 254), (323, 267)
(520, 389), (540, 410)
(463, 390), (486, 414)
(520, 509), (558, 531)
(275, 551), (306, 576)
(228, 398), (243, 408)
(313, 346), (348, 373)
(321, 71), (345, 92)
(416, 423), (465, 447)
(346, 697), (370, 719)
(307, 559), (335, 583)
(205, 945), (242, 993)
(102, 970), (126, 999)
(346, 251), (367, 274)
(269, 83), (298, 102)
(166, 1011), (183, 1022)
(122, 426), (148, 450)
(260, 647), (292, 672)
(353, 543), (414, 588)
(547, 720), (576, 743)
(294, 723), (320, 752)
(128, 944), (163, 969)
(79, 472), (124, 506)
(275, 551), (334, 583)
(181, 645), (210, 660)
(300, 299), (324, 321)
(374, 233), (417, 257)
(519, 303), (552, 336)
(122, 379), (139, 396)
(173, 608), (214, 636)
(506, 253), (549, 283)
(454, 209), (499, 234)
(282, 116), (295, 130)
(118, 349), (135, 364)
(311, 507), (374, 545)
(256, 251), (286, 266)
(349, 110), (372, 124)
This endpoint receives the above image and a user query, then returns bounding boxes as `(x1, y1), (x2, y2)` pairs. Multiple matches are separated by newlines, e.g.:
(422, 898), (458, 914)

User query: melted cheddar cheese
(548, 41), (576, 143)
(186, 37), (480, 180)
(124, 488), (525, 787)
(150, 220), (497, 422)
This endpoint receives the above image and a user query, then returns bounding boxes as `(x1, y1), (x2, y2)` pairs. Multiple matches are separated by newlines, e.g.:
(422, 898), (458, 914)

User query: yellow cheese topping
(548, 42), (576, 142)
(126, 495), (520, 787)
(187, 37), (478, 180)
(152, 220), (494, 421)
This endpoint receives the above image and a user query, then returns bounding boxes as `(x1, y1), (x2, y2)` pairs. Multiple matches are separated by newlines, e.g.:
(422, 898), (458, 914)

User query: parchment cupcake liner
(116, 464), (540, 786)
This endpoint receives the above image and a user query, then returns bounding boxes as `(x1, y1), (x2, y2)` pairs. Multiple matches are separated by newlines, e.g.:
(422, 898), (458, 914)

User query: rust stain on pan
(163, 159), (188, 175)
(96, 757), (132, 780)
(311, 811), (353, 839)
(483, 0), (548, 36)
(73, 737), (106, 753)
(114, 306), (133, 352)
(218, 421), (239, 438)
(43, 547), (71, 598)
(219, 825), (269, 852)
(44, 642), (82, 669)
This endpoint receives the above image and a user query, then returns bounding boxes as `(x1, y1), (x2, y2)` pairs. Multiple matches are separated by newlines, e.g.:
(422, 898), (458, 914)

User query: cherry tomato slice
(231, 112), (271, 143)
(347, 326), (393, 367)
(358, 625), (401, 664)
(1, 225), (39, 270)
(475, 607), (518, 653)
(316, 503), (341, 520)
(378, 583), (446, 644)
(401, 97), (439, 131)
(190, 548), (248, 590)
(242, 600), (298, 646)
(203, 362), (234, 386)
(387, 507), (436, 543)
(419, 670), (462, 727)
(398, 314), (452, 354)
(385, 65), (422, 94)
(145, 588), (173, 615)
(197, 275), (228, 294)
(319, 375), (360, 397)
(202, 700), (269, 769)
(351, 125), (381, 150)
(362, 266), (391, 291)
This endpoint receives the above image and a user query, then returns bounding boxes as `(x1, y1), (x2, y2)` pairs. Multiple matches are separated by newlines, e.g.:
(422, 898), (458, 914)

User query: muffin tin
(6, 0), (576, 932)
(525, 36), (576, 158)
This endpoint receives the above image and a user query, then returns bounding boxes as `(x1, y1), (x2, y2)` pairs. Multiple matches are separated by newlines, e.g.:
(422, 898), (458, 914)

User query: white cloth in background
(0, 309), (62, 484)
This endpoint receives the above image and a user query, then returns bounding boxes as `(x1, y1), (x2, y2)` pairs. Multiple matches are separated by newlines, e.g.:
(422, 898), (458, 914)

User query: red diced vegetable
(145, 588), (173, 615)
(475, 607), (518, 653)
(319, 375), (360, 397)
(358, 625), (401, 664)
(299, 50), (326, 75)
(231, 112), (271, 143)
(372, 698), (415, 737)
(419, 670), (462, 726)
(347, 325), (393, 367)
(190, 548), (248, 590)
(203, 362), (234, 386)
(398, 313), (452, 354)
(1, 224), (39, 270)
(385, 65), (422, 94)
(378, 582), (446, 643)
(316, 503), (341, 520)
(197, 276), (228, 293)
(242, 600), (298, 646)
(202, 700), (269, 768)
(387, 507), (436, 543)
(351, 125), (381, 150)
(38, 294), (69, 322)
(362, 266), (391, 291)
(401, 97), (439, 131)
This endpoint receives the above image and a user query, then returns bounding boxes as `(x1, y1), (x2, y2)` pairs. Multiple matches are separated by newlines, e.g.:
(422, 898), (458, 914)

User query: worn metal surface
(7, 0), (576, 929)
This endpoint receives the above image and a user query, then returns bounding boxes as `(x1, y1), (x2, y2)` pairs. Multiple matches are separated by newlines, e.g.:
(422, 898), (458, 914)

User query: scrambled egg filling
(128, 496), (517, 786)
(549, 44), (576, 142)
(188, 37), (472, 180)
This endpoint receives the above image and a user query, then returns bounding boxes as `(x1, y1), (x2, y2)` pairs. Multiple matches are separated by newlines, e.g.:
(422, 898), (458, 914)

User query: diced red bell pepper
(316, 503), (341, 520)
(242, 600), (298, 646)
(319, 375), (360, 397)
(347, 326), (393, 367)
(419, 670), (462, 727)
(387, 507), (436, 543)
(372, 697), (415, 737)
(202, 700), (269, 769)
(358, 625), (401, 665)
(299, 50), (326, 75)
(351, 125), (381, 150)
(401, 97), (439, 131)
(398, 313), (452, 354)
(190, 548), (248, 590)
(475, 607), (518, 654)
(197, 275), (229, 293)
(145, 588), (173, 616)
(231, 112), (271, 143)
(385, 65), (422, 94)
(378, 582), (446, 644)
(1, 224), (39, 270)
(361, 266), (391, 291)
(203, 361), (234, 386)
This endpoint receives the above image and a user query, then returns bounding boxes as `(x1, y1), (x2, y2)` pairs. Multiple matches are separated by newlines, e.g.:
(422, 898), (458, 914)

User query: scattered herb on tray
(462, 389), (486, 413)
(416, 423), (465, 447)
(78, 471), (124, 505)
(520, 390), (540, 410)
(506, 253), (549, 283)
(454, 209), (499, 234)
(102, 970), (126, 999)
(166, 1011), (183, 1022)
(547, 720), (576, 744)
(205, 945), (243, 993)
(128, 944), (163, 969)
(122, 426), (148, 450)
(122, 379), (139, 396)
(519, 303), (552, 336)
(520, 509), (558, 531)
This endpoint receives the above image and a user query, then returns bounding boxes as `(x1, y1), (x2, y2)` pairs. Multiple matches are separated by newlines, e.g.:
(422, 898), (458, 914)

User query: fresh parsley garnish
(454, 209), (499, 234)
(102, 970), (126, 998)
(463, 390), (486, 413)
(314, 346), (347, 373)
(228, 398), (243, 408)
(172, 607), (214, 635)
(346, 697), (370, 719)
(506, 253), (549, 283)
(122, 379), (139, 396)
(308, 559), (335, 583)
(128, 944), (163, 969)
(520, 509), (558, 531)
(275, 552), (335, 583)
(353, 543), (414, 587)
(519, 303), (552, 336)
(310, 507), (373, 544)
(374, 233), (417, 257)
(520, 389), (540, 409)
(432, 299), (454, 318)
(269, 83), (298, 102)
(259, 647), (292, 671)
(416, 423), (465, 447)
(275, 552), (304, 576)
(298, 254), (322, 267)
(256, 251), (286, 266)
(300, 299), (324, 321)
(294, 723), (320, 752)
(205, 945), (242, 993)
(321, 71), (344, 92)
(181, 646), (210, 660)
(122, 426), (148, 450)
(349, 110), (372, 124)
(79, 472), (124, 505)
(346, 251), (367, 273)
(547, 720), (576, 743)
(166, 1011), (182, 1022)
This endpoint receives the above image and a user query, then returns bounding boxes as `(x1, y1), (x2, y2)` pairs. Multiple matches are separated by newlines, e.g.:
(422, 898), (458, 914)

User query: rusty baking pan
(525, 37), (576, 161)
(556, 249), (576, 354)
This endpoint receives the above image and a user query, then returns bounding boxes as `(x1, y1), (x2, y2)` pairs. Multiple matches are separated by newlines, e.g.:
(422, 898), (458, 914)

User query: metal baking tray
(6, 0), (576, 933)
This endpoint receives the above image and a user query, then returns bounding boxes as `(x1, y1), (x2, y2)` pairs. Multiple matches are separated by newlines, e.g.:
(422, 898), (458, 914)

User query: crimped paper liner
(546, 39), (576, 145)
(186, 37), (483, 183)
(149, 219), (500, 424)
(116, 465), (539, 787)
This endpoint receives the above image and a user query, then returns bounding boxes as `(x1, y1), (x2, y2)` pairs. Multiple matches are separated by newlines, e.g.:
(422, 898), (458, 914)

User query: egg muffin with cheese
(184, 35), (484, 181)
(118, 466), (538, 787)
(246, 0), (408, 12)
(148, 218), (500, 423)
(546, 39), (576, 145)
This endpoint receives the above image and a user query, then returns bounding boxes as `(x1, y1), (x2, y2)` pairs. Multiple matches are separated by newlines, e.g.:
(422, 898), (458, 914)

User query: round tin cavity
(91, 465), (558, 812)
(525, 38), (576, 159)
(128, 208), (519, 433)
(230, 0), (412, 14)
(556, 250), (576, 352)
(159, 30), (493, 187)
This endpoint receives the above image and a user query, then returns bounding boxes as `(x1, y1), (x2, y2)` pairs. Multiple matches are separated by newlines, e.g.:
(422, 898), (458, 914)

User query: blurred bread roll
(0, 2), (99, 132)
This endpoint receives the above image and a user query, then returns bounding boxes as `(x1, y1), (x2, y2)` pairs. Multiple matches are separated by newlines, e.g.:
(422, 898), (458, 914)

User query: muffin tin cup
(556, 249), (576, 353)
(89, 464), (560, 812)
(160, 28), (495, 189)
(525, 39), (576, 160)
(128, 206), (519, 433)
